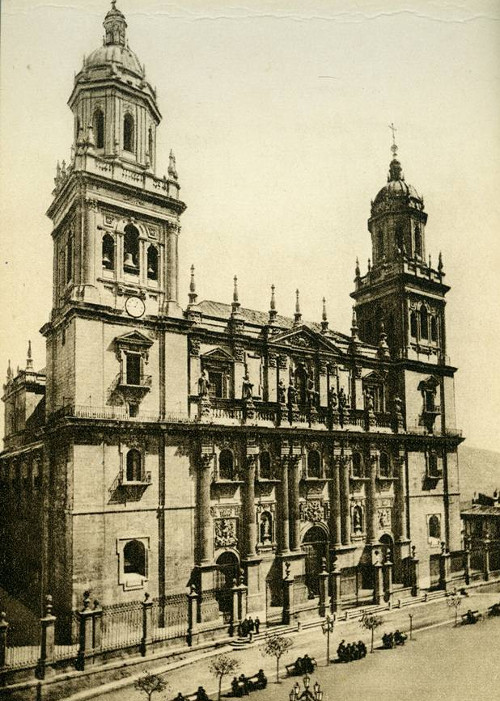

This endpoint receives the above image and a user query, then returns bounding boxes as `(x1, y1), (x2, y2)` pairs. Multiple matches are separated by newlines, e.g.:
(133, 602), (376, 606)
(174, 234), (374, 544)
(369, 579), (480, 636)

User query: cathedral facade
(0, 4), (464, 637)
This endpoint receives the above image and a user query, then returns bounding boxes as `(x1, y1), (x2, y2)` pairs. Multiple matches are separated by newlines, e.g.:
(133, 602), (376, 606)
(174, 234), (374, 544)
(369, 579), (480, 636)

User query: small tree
(261, 632), (294, 683)
(359, 612), (383, 653)
(135, 671), (169, 701)
(447, 593), (462, 627)
(209, 653), (240, 701)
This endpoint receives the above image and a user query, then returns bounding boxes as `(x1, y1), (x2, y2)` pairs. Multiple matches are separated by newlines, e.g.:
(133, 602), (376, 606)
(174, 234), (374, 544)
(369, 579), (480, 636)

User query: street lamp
(321, 613), (335, 665)
(289, 676), (323, 701)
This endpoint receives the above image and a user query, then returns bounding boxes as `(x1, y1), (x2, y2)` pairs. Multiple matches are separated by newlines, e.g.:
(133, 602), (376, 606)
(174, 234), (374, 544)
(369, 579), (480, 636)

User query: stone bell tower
(43, 1), (186, 415)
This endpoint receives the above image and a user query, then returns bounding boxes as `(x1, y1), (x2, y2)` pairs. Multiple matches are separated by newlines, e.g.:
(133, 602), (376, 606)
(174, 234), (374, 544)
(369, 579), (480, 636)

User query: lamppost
(408, 613), (414, 641)
(321, 613), (335, 665)
(289, 675), (323, 701)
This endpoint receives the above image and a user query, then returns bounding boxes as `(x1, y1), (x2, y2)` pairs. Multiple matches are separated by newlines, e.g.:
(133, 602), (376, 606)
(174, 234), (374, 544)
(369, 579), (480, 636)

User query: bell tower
(351, 130), (449, 365)
(43, 2), (186, 415)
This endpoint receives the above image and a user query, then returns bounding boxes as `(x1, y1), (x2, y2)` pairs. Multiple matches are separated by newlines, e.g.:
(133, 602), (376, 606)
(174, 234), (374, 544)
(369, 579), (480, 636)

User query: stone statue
(306, 377), (317, 409)
(287, 380), (297, 407)
(338, 387), (347, 411)
(328, 387), (338, 409)
(242, 370), (254, 400)
(278, 379), (287, 404)
(198, 369), (210, 397)
(353, 507), (362, 532)
(364, 389), (374, 412)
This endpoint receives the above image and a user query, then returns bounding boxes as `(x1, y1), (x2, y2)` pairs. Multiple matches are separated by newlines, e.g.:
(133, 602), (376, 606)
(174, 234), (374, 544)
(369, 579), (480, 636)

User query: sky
(0, 0), (499, 451)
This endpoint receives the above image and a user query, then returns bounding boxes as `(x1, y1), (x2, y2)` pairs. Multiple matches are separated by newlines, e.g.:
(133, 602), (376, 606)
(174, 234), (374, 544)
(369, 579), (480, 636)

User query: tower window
(66, 236), (73, 283)
(219, 449), (234, 480)
(420, 305), (429, 340)
(379, 452), (391, 477)
(126, 353), (141, 385)
(410, 311), (417, 338)
(123, 114), (135, 153)
(123, 224), (139, 273)
(93, 109), (104, 149)
(428, 514), (441, 540)
(102, 234), (115, 270)
(395, 224), (404, 252)
(430, 316), (438, 342)
(126, 449), (142, 482)
(147, 245), (158, 280)
(415, 226), (422, 258)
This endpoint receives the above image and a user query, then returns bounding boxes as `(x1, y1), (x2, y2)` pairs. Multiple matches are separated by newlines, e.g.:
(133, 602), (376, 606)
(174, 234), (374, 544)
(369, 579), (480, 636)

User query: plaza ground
(79, 585), (500, 701)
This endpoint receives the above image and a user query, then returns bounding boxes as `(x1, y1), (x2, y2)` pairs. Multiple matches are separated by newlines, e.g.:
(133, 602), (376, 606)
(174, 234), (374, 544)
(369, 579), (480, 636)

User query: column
(483, 538), (491, 582)
(0, 611), (8, 668)
(280, 456), (290, 554)
(244, 454), (257, 558)
(198, 453), (214, 564)
(330, 455), (342, 548)
(289, 455), (301, 552)
(36, 595), (56, 679)
(83, 199), (97, 286)
(439, 543), (451, 591)
(367, 453), (378, 544)
(166, 225), (178, 302)
(341, 457), (351, 546)
(394, 455), (407, 542)
(373, 563), (384, 605)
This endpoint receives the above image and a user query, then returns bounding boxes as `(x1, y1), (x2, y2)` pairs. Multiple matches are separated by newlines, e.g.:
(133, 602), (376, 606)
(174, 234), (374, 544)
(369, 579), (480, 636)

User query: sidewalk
(64, 587), (500, 701)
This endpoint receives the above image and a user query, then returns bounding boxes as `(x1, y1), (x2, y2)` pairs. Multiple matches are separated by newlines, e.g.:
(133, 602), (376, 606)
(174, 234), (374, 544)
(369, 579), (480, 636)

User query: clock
(125, 296), (145, 318)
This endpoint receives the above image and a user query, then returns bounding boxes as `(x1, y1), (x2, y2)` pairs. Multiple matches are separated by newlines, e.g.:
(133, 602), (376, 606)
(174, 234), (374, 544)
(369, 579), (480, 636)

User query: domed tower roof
(371, 134), (424, 216)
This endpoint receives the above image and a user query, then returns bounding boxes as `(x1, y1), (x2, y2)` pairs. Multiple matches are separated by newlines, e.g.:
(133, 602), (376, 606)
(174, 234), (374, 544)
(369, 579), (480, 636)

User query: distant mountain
(458, 445), (500, 503)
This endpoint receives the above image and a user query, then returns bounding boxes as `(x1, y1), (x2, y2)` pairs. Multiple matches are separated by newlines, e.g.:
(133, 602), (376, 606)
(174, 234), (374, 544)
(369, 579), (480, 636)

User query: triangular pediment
(270, 325), (342, 355)
(115, 330), (154, 348)
(201, 347), (234, 362)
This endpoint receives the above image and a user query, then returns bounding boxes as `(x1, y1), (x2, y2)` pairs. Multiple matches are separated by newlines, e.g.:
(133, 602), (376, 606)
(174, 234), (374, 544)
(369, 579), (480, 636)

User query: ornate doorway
(215, 551), (239, 620)
(302, 526), (328, 597)
(379, 533), (393, 561)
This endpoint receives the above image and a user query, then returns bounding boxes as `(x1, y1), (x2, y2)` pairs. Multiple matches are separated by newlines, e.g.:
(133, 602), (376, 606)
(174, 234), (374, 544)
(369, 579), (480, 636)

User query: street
(85, 589), (500, 701)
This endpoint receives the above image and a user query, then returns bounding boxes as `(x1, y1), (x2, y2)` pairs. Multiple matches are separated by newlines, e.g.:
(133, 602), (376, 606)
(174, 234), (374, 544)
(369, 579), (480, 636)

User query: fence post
(410, 546), (420, 597)
(383, 556), (393, 607)
(0, 610), (8, 668)
(282, 561), (294, 625)
(141, 593), (153, 655)
(330, 560), (342, 614)
(36, 595), (56, 680)
(76, 592), (95, 671)
(439, 543), (451, 592)
(373, 562), (384, 605)
(318, 558), (329, 617)
(483, 536), (491, 582)
(92, 599), (102, 650)
(463, 541), (471, 585)
(187, 585), (199, 647)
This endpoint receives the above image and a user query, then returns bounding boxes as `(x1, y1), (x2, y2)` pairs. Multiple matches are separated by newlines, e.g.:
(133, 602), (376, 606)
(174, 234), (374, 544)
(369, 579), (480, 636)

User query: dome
(372, 157), (423, 213)
(85, 43), (143, 78)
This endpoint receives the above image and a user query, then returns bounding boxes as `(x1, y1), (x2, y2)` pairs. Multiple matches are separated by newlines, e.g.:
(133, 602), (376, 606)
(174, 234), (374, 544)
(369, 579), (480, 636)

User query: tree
(135, 671), (169, 701)
(359, 612), (384, 653)
(261, 632), (294, 683)
(209, 653), (240, 701)
(447, 593), (463, 627)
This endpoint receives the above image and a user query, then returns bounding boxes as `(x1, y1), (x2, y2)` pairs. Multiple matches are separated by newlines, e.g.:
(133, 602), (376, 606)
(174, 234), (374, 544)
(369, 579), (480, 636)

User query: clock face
(125, 296), (145, 318)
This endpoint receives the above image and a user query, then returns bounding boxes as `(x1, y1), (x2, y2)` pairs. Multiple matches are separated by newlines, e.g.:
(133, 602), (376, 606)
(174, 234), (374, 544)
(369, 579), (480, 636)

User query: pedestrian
(254, 616), (260, 634)
(248, 616), (254, 632)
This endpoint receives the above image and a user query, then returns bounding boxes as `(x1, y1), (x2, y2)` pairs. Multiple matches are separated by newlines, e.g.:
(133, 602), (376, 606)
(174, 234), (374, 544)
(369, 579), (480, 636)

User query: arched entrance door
(302, 526), (328, 597)
(215, 551), (239, 620)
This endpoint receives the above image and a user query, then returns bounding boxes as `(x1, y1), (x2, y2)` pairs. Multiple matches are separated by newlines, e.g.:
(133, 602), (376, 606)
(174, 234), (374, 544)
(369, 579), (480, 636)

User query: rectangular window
(208, 370), (224, 398)
(126, 353), (141, 385)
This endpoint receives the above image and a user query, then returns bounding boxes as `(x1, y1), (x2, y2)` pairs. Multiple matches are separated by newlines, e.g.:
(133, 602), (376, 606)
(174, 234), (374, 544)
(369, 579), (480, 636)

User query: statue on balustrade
(306, 377), (318, 410)
(278, 379), (287, 405)
(242, 370), (254, 401)
(328, 387), (338, 410)
(287, 380), (298, 407)
(198, 369), (211, 397)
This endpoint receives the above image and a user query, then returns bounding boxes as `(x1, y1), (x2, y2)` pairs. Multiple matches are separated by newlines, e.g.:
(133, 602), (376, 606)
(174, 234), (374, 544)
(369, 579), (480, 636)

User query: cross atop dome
(104, 0), (127, 47)
(389, 122), (398, 159)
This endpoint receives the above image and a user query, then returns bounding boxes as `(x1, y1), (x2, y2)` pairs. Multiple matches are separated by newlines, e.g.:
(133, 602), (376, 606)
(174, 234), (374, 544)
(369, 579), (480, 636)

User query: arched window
(147, 245), (158, 280)
(123, 540), (146, 576)
(93, 109), (104, 149)
(414, 226), (422, 258)
(428, 515), (441, 540)
(395, 223), (404, 252)
(102, 234), (115, 270)
(353, 505), (363, 533)
(379, 452), (390, 477)
(377, 229), (384, 260)
(123, 113), (135, 152)
(420, 305), (429, 340)
(66, 236), (73, 283)
(259, 451), (271, 480)
(259, 512), (273, 544)
(307, 450), (321, 479)
(123, 224), (139, 273)
(352, 452), (363, 478)
(219, 449), (234, 481)
(410, 311), (418, 338)
(148, 127), (154, 163)
(126, 449), (142, 482)
(430, 316), (438, 342)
